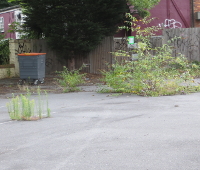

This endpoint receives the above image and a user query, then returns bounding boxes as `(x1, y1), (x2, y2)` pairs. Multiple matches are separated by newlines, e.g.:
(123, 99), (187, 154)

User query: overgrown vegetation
(7, 87), (51, 120)
(56, 66), (86, 93)
(0, 39), (10, 65)
(128, 0), (160, 17)
(100, 16), (200, 96)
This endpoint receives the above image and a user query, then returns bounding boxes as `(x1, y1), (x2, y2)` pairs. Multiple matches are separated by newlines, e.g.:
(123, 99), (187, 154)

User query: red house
(0, 5), (24, 39)
(116, 0), (192, 37)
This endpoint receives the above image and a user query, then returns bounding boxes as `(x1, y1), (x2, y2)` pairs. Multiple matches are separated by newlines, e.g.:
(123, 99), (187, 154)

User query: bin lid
(18, 53), (46, 56)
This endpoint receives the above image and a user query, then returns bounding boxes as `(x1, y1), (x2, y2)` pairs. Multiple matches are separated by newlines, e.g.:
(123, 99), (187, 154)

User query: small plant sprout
(45, 91), (51, 118)
(37, 87), (42, 119)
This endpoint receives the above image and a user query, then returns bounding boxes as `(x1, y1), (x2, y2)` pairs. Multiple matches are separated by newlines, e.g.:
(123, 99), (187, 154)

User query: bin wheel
(40, 78), (45, 84)
(34, 80), (39, 85)
(26, 79), (33, 85)
(18, 79), (26, 85)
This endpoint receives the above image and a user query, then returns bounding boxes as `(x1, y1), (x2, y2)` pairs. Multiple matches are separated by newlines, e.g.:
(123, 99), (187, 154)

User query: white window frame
(0, 17), (4, 32)
(14, 10), (26, 39)
(15, 11), (25, 24)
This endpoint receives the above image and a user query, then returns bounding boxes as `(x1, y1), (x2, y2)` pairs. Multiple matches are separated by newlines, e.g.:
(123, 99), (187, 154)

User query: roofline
(0, 5), (21, 13)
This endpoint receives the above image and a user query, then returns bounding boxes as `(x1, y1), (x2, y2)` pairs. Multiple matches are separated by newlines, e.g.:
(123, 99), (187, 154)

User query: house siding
(133, 0), (191, 35)
(151, 0), (191, 27)
(0, 11), (15, 39)
(0, 6), (21, 39)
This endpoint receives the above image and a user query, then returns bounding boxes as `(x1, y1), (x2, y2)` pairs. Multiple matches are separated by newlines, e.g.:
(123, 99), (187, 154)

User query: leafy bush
(101, 17), (200, 96)
(102, 47), (200, 96)
(0, 39), (10, 65)
(56, 66), (86, 92)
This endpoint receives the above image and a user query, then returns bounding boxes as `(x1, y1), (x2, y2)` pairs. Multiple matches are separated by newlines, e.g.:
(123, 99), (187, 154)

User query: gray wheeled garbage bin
(18, 53), (46, 85)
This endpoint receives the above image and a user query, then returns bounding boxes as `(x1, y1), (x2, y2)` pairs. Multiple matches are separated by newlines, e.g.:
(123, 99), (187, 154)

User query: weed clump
(100, 16), (200, 96)
(7, 87), (51, 120)
(56, 66), (86, 92)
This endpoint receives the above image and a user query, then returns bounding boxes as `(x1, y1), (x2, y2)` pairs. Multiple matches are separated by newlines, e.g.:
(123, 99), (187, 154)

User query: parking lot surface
(1, 92), (200, 170)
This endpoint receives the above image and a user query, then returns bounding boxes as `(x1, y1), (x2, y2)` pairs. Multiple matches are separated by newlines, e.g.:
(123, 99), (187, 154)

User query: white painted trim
(0, 17), (4, 32)
(0, 8), (21, 15)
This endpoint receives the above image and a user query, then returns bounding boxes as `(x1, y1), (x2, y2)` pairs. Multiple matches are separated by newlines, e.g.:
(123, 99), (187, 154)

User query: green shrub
(101, 17), (200, 96)
(102, 47), (200, 96)
(0, 39), (10, 65)
(56, 66), (86, 92)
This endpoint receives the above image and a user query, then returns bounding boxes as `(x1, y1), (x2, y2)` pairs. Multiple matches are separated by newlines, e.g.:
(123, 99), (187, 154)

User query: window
(0, 17), (4, 32)
(14, 11), (26, 39)
(15, 11), (25, 25)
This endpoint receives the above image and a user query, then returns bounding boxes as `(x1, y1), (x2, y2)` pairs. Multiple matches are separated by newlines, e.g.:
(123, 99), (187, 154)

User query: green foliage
(7, 94), (35, 120)
(0, 32), (5, 39)
(8, 21), (40, 39)
(56, 66), (86, 92)
(188, 61), (200, 78)
(45, 91), (51, 118)
(12, 0), (128, 57)
(0, 0), (19, 9)
(7, 88), (51, 120)
(0, 39), (10, 65)
(6, 68), (11, 77)
(102, 52), (200, 97)
(101, 17), (200, 97)
(7, 0), (160, 57)
(120, 14), (160, 38)
(128, 0), (160, 17)
(128, 0), (160, 9)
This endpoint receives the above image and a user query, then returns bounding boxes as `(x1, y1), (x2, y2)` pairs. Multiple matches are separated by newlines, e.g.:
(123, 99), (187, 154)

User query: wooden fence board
(163, 28), (200, 61)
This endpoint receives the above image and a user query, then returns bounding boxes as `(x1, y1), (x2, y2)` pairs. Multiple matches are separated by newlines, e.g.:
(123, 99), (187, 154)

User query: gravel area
(0, 73), (103, 95)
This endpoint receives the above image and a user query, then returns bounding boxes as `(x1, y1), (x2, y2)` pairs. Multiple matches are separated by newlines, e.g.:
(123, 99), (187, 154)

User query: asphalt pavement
(1, 91), (200, 170)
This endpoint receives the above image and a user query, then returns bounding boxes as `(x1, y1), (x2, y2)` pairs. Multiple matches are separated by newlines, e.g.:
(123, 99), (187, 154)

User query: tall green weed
(56, 66), (86, 92)
(7, 88), (51, 120)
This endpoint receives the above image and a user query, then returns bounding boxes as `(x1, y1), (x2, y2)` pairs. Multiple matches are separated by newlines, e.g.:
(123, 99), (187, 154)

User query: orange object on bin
(18, 53), (46, 56)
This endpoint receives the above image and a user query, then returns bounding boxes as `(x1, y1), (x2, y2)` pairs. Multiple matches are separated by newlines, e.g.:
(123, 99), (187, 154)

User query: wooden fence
(163, 28), (200, 61)
(114, 28), (200, 62)
(75, 37), (113, 74)
(9, 37), (114, 75)
(9, 28), (200, 77)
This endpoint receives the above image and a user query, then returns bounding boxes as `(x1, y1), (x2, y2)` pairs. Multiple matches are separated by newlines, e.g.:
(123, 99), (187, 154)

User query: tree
(8, 0), (160, 58)
(128, 0), (160, 17)
(0, 0), (19, 9)
(7, 0), (128, 58)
